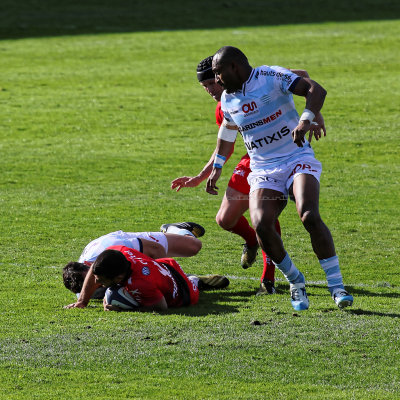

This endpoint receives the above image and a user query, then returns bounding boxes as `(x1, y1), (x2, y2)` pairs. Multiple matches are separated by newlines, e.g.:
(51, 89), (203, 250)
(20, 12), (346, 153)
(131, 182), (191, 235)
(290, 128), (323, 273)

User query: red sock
(260, 219), (282, 283)
(229, 216), (258, 247)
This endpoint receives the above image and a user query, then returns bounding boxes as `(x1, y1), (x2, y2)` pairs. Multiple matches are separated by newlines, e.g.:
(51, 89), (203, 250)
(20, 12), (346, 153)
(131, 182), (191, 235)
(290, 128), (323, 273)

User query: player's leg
(291, 173), (353, 308)
(215, 187), (260, 268)
(249, 188), (309, 310)
(164, 233), (202, 258)
(257, 219), (281, 295)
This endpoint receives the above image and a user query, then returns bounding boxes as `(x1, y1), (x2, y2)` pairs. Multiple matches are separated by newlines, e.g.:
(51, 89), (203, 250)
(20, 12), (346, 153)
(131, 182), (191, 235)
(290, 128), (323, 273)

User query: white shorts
(248, 155), (322, 196)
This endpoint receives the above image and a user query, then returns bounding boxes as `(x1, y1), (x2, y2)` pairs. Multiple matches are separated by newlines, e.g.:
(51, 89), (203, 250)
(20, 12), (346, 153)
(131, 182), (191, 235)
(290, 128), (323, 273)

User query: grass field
(1, 1), (400, 399)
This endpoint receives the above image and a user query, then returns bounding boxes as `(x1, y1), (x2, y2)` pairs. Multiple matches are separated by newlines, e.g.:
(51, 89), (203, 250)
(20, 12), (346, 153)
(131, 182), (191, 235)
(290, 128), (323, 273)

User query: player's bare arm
(290, 70), (327, 142)
(64, 265), (100, 309)
(171, 149), (217, 191)
(206, 135), (236, 195)
(290, 78), (327, 147)
(172, 144), (235, 192)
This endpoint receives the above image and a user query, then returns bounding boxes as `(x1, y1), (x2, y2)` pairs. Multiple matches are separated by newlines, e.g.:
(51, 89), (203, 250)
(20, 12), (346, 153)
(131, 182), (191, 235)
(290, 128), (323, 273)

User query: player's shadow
(162, 289), (255, 317)
(2, 0), (399, 40)
(343, 285), (400, 299)
(345, 309), (400, 318)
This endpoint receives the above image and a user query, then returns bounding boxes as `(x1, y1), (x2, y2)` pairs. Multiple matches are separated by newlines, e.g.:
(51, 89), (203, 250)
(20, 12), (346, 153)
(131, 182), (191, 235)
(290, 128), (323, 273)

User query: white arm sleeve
(217, 122), (238, 142)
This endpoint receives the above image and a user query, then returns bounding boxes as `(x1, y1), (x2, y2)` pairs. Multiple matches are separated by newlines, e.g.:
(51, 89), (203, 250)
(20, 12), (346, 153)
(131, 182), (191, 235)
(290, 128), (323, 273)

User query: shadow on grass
(1, 0), (399, 40)
(346, 309), (400, 318)
(344, 285), (400, 299)
(162, 289), (255, 316)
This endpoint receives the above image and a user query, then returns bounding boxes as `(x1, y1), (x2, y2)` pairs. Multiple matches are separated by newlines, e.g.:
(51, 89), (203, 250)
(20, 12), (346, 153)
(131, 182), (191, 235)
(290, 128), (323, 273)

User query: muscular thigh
(218, 187), (249, 224)
(249, 188), (287, 227)
(290, 174), (320, 215)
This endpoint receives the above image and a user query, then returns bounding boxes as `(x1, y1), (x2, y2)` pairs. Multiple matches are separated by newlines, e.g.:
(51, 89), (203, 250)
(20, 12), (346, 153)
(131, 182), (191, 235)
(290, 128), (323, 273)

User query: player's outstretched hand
(171, 176), (203, 192)
(64, 301), (87, 309)
(308, 113), (326, 143)
(206, 168), (222, 195)
(292, 120), (311, 147)
(103, 297), (123, 312)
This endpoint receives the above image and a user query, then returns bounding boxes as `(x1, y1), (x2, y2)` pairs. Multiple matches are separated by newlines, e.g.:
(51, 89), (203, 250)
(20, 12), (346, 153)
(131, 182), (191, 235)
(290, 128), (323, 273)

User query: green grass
(0, 8), (400, 400)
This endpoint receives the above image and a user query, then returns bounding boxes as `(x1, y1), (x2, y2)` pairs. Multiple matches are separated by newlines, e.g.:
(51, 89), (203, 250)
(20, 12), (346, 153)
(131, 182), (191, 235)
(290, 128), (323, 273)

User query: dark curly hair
(63, 262), (89, 293)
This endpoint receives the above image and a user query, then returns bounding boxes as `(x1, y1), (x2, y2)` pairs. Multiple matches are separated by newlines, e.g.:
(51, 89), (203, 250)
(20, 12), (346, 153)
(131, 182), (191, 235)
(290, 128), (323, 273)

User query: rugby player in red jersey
(64, 222), (229, 311)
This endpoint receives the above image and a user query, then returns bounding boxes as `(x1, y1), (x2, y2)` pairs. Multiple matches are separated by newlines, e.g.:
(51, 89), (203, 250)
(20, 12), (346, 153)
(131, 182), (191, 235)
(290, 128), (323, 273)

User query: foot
(160, 222), (205, 238)
(256, 280), (276, 295)
(290, 282), (309, 311)
(196, 274), (230, 290)
(241, 243), (259, 269)
(332, 289), (353, 309)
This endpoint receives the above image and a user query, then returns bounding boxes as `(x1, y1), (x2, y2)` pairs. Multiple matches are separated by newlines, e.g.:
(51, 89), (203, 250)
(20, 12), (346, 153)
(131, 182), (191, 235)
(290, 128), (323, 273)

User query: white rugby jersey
(221, 65), (315, 170)
(78, 230), (146, 265)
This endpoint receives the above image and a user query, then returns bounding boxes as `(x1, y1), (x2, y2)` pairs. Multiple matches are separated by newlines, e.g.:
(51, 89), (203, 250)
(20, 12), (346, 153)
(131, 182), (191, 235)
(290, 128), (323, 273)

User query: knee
(253, 218), (276, 240)
(216, 211), (234, 231)
(300, 209), (322, 230)
(189, 238), (202, 255)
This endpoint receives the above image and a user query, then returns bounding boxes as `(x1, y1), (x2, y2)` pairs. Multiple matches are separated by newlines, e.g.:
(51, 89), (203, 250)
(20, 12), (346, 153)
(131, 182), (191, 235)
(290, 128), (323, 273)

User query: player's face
(212, 57), (241, 93)
(94, 273), (125, 287)
(200, 79), (223, 102)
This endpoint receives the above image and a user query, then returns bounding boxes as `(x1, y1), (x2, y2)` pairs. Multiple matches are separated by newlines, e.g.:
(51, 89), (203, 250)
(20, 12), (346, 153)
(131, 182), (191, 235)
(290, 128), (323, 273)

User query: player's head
(92, 249), (131, 287)
(63, 262), (89, 293)
(212, 46), (251, 93)
(197, 55), (223, 102)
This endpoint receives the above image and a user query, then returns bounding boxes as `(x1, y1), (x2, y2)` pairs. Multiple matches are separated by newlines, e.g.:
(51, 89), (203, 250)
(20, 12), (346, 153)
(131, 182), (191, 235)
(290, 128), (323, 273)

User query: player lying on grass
(207, 46), (353, 311)
(63, 221), (205, 299)
(172, 56), (326, 296)
(64, 222), (229, 310)
(94, 246), (229, 312)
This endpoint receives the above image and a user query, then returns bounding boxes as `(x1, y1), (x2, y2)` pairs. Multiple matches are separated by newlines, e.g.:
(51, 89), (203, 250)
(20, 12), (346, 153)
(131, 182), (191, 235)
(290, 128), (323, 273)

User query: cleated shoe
(256, 280), (276, 295)
(241, 243), (259, 269)
(160, 222), (206, 238)
(333, 289), (354, 309)
(196, 274), (230, 290)
(290, 282), (309, 311)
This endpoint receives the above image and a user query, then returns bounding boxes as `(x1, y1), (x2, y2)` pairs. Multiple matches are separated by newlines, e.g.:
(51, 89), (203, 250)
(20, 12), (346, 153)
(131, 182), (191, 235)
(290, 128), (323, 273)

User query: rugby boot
(160, 222), (205, 238)
(256, 279), (276, 295)
(241, 243), (259, 269)
(290, 282), (309, 311)
(332, 289), (354, 309)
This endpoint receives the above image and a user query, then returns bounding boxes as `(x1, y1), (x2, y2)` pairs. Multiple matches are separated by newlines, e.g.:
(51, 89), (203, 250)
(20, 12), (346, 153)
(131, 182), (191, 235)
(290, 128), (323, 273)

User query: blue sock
(274, 252), (304, 284)
(319, 255), (344, 296)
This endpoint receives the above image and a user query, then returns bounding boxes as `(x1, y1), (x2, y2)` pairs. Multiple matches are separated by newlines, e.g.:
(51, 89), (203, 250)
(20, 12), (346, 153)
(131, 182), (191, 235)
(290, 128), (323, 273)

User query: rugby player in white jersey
(64, 222), (229, 309)
(206, 46), (353, 310)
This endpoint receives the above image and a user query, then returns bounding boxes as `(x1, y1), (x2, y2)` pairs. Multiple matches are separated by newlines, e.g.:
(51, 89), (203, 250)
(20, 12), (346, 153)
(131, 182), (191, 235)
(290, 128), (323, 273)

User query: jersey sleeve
(215, 102), (224, 127)
(270, 66), (300, 95)
(220, 94), (233, 124)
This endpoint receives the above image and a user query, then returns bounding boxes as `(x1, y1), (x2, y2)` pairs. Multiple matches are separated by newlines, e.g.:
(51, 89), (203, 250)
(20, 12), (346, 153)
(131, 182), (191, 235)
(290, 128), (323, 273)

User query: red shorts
(227, 154), (251, 195)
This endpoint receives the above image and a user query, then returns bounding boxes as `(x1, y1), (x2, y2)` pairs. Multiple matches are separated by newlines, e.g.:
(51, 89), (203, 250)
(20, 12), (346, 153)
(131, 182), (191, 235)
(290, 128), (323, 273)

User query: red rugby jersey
(106, 245), (199, 308)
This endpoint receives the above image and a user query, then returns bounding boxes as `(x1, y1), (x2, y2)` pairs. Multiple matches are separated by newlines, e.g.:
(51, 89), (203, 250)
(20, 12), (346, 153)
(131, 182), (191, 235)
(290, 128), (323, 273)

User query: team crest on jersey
(141, 266), (150, 276)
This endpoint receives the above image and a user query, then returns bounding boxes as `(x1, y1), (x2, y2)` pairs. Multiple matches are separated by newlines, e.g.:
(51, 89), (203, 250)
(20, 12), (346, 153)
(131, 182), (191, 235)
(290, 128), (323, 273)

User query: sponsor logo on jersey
(288, 163), (317, 178)
(251, 175), (279, 184)
(238, 109), (282, 133)
(244, 126), (291, 151)
(242, 101), (257, 113)
(141, 266), (150, 276)
(233, 168), (246, 177)
(259, 69), (293, 84)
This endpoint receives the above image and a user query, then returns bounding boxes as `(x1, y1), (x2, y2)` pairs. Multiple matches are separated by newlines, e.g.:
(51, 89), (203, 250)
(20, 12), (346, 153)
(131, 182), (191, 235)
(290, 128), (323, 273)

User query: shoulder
(215, 102), (223, 126)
